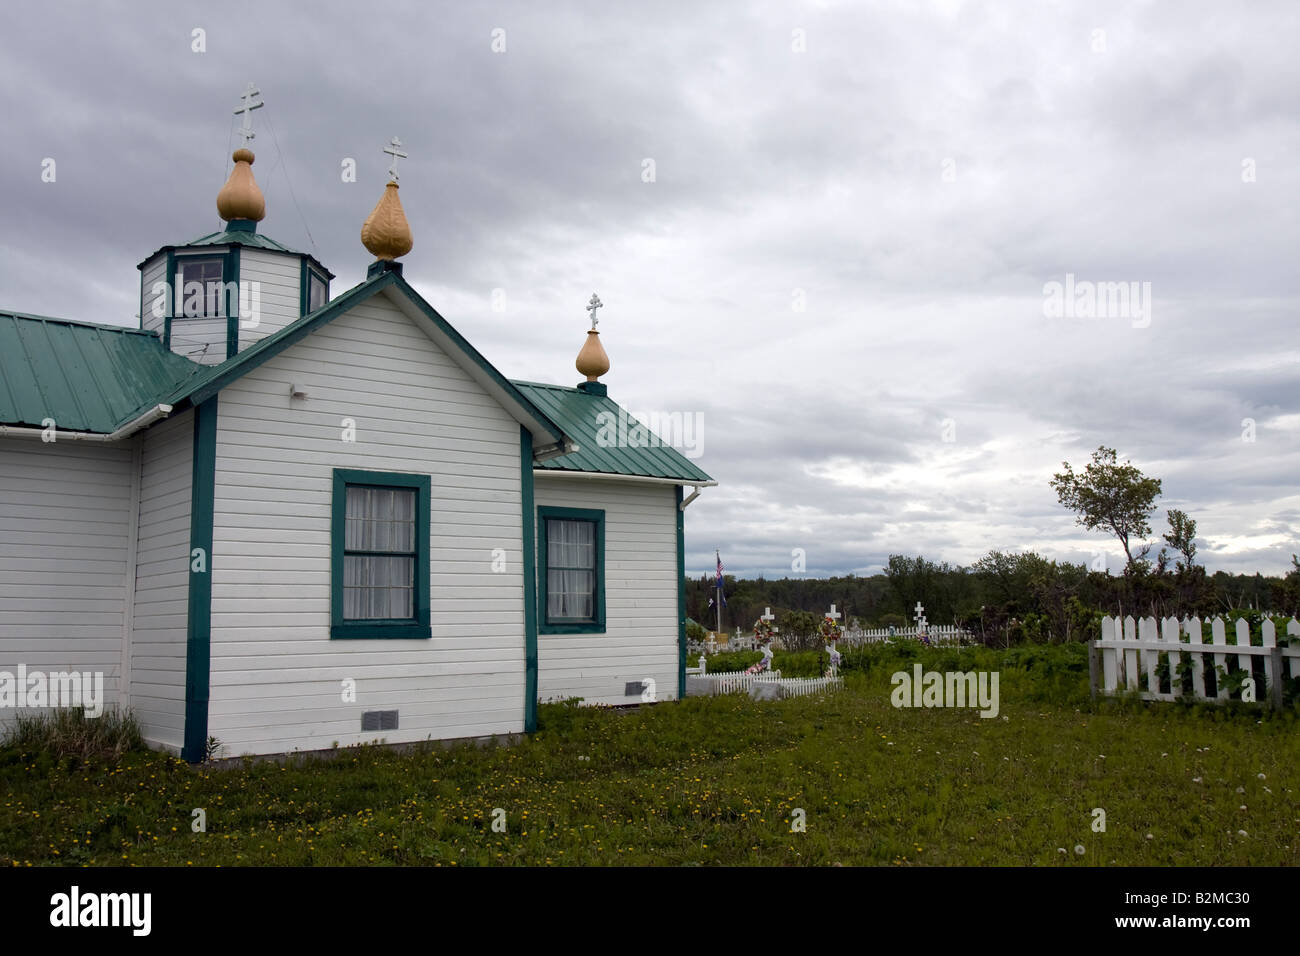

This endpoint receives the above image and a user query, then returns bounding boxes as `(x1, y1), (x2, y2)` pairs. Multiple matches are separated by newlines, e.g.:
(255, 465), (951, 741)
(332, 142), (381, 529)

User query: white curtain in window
(343, 486), (416, 620)
(547, 519), (595, 619)
(547, 518), (593, 568)
(547, 570), (594, 619)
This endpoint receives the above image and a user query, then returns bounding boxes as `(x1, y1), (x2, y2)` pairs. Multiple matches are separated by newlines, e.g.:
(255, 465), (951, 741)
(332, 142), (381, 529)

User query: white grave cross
(825, 604), (841, 621)
(913, 601), (928, 633)
(234, 83), (264, 148)
(383, 137), (408, 183)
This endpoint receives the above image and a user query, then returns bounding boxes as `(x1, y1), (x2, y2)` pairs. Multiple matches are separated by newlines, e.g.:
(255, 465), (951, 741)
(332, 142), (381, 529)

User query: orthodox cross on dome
(586, 293), (603, 329)
(383, 137), (408, 183)
(233, 83), (264, 148)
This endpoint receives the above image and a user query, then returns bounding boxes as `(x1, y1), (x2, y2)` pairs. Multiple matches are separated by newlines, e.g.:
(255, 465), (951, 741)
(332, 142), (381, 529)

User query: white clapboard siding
(534, 475), (679, 706)
(0, 439), (135, 728)
(129, 410), (194, 750)
(140, 253), (167, 336)
(236, 248), (306, 349)
(206, 288), (527, 755)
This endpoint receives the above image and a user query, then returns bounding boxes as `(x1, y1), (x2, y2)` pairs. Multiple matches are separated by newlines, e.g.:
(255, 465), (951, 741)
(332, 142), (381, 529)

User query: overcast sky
(2, 1), (1296, 578)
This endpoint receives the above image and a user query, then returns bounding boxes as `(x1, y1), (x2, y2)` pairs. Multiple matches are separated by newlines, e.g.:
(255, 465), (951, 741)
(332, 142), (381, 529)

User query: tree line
(687, 445), (1299, 646)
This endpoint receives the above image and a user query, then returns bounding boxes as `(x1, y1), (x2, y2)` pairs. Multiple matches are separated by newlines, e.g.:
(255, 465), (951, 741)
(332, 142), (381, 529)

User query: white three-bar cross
(234, 83), (264, 148)
(384, 137), (407, 182)
(586, 293), (603, 329)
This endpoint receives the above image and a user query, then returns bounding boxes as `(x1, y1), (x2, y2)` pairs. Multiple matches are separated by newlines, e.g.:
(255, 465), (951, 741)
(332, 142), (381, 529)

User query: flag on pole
(715, 551), (726, 606)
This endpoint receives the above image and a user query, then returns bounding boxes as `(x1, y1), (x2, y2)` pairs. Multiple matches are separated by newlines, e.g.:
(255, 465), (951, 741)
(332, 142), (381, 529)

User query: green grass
(2, 644), (1297, 866)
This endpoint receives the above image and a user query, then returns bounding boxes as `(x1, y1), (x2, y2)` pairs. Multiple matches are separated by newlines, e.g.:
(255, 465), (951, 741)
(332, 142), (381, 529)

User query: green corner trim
(182, 396), (217, 763)
(521, 427), (538, 732)
(225, 245), (240, 359)
(676, 483), (686, 701)
(162, 251), (175, 350)
(329, 468), (432, 640)
(537, 506), (605, 634)
(298, 259), (309, 318)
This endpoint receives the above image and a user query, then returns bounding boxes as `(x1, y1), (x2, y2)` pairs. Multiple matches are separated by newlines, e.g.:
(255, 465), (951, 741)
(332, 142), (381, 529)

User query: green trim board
(676, 483), (686, 701)
(182, 396), (217, 763)
(329, 468), (432, 640)
(158, 270), (568, 447)
(536, 505), (605, 634)
(520, 427), (538, 732)
(225, 245), (240, 359)
(162, 251), (174, 350)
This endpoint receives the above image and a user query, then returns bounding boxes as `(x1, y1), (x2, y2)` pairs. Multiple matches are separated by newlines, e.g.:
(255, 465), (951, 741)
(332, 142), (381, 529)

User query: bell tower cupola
(136, 84), (334, 365)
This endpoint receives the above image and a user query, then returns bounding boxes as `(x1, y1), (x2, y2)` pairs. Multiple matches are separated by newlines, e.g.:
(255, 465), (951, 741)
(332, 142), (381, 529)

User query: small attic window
(176, 256), (226, 319)
(308, 271), (328, 312)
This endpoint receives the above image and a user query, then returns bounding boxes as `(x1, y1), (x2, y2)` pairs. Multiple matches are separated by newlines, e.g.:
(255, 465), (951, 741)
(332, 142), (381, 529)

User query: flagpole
(715, 549), (722, 636)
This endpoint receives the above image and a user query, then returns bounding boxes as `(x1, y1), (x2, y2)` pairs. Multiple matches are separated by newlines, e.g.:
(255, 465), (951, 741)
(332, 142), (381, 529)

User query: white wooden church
(0, 90), (714, 761)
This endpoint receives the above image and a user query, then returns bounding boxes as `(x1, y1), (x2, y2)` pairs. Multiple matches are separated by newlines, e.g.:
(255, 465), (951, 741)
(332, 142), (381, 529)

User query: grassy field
(2, 643), (1297, 866)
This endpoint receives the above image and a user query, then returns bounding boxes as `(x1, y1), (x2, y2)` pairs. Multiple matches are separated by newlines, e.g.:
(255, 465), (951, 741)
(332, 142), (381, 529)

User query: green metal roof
(511, 380), (714, 483)
(0, 312), (203, 432)
(137, 227), (335, 279)
(0, 277), (709, 483)
(184, 228), (303, 253)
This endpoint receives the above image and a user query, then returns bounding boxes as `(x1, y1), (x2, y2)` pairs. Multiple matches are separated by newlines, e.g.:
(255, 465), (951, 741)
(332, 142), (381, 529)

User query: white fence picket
(1185, 617), (1207, 698)
(1123, 616), (1140, 691)
(1101, 617), (1118, 692)
(1163, 617), (1182, 698)
(1262, 620), (1277, 703)
(1290, 620), (1300, 679)
(1234, 618), (1253, 680)
(1140, 616), (1159, 696)
(1211, 618), (1229, 700)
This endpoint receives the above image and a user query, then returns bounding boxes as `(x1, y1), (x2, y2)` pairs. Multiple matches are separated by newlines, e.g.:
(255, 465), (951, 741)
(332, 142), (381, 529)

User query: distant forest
(686, 552), (1300, 645)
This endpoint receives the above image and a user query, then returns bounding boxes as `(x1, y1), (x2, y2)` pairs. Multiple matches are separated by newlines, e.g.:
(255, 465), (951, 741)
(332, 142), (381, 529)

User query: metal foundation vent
(624, 681), (646, 697)
(361, 710), (398, 731)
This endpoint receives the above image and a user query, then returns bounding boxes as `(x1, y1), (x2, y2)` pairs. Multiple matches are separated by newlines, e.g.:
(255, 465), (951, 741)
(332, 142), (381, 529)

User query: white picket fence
(690, 625), (974, 657)
(840, 624), (974, 647)
(685, 672), (843, 698)
(1093, 615), (1300, 708)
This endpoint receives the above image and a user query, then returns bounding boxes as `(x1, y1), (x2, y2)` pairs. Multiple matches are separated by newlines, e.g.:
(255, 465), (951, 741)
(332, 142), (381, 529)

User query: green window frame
(537, 506), (605, 634)
(163, 248), (239, 353)
(301, 260), (330, 316)
(330, 469), (431, 639)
